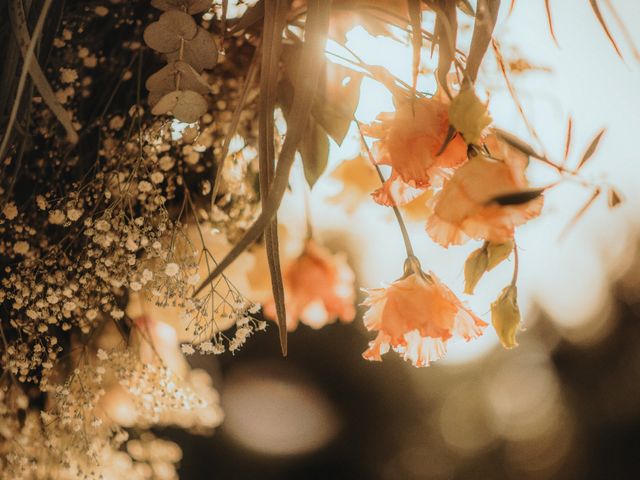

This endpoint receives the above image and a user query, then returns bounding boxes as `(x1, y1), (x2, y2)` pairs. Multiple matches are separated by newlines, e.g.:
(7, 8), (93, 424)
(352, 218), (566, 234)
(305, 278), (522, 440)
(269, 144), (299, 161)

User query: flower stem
(355, 119), (415, 259)
(510, 239), (519, 289)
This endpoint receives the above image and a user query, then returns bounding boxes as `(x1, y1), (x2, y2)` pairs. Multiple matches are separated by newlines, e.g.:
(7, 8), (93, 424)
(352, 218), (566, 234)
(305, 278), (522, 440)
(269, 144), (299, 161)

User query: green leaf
(301, 119), (330, 189)
(486, 240), (514, 271)
(491, 286), (521, 349)
(464, 246), (488, 294)
(577, 128), (605, 170)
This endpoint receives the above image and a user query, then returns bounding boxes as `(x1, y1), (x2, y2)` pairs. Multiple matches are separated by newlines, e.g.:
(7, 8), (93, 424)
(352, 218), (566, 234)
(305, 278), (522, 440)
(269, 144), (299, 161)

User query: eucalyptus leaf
(166, 27), (218, 72)
(151, 0), (212, 15)
(143, 11), (197, 53)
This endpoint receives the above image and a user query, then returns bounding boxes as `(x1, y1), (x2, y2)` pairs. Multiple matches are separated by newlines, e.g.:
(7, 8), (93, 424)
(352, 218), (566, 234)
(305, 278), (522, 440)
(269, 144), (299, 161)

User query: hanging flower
(362, 258), (486, 367)
(264, 239), (356, 331)
(364, 92), (468, 205)
(328, 154), (381, 212)
(426, 135), (544, 247)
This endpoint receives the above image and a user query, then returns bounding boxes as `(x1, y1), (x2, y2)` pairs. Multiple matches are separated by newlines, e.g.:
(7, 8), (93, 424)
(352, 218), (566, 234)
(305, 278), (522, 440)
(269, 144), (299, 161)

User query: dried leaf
(449, 87), (492, 144)
(488, 188), (545, 206)
(494, 128), (544, 159)
(577, 128), (605, 170)
(544, 0), (559, 46)
(229, 0), (264, 34)
(563, 116), (573, 163)
(193, 0), (331, 302)
(491, 286), (521, 349)
(464, 247), (488, 294)
(166, 27), (218, 72)
(144, 10), (197, 53)
(151, 90), (207, 123)
(486, 240), (513, 271)
(464, 0), (501, 85)
(301, 118), (330, 189)
(589, 0), (623, 59)
(431, 0), (458, 96)
(559, 188), (601, 240)
(457, 0), (475, 16)
(313, 62), (363, 145)
(151, 0), (212, 15)
(607, 187), (623, 208)
(7, 0), (78, 144)
(408, 0), (422, 92)
(258, 0), (288, 355)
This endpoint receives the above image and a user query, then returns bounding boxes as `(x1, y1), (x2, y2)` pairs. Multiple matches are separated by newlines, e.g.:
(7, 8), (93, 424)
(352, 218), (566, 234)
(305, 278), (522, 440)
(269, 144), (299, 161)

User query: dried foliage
(0, 0), (634, 477)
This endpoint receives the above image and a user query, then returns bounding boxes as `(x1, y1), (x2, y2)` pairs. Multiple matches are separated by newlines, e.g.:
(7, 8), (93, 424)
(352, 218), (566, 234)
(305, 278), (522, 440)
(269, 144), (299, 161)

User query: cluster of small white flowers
(181, 285), (265, 355)
(109, 349), (207, 425)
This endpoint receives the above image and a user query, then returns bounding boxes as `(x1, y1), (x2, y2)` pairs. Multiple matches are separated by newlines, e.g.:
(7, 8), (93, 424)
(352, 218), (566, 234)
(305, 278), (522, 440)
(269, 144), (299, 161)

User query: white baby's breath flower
(110, 308), (125, 320)
(138, 180), (152, 193)
(165, 263), (179, 277)
(13, 241), (29, 255)
(48, 209), (65, 225)
(3, 202), (18, 220)
(130, 281), (142, 292)
(60, 67), (78, 84)
(97, 349), (109, 361)
(150, 171), (164, 184)
(181, 344), (195, 355)
(67, 208), (83, 221)
(36, 195), (47, 210)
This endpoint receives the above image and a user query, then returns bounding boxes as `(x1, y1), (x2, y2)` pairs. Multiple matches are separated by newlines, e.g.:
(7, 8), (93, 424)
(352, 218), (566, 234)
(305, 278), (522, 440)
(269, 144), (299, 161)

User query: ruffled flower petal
(425, 134), (544, 247)
(361, 272), (486, 367)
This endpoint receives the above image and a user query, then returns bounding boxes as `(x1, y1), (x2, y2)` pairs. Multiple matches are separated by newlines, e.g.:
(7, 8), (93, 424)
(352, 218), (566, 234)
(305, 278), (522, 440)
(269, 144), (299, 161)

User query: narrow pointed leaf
(544, 0), (559, 46)
(193, 0), (331, 338)
(8, 0), (78, 143)
(494, 128), (544, 159)
(577, 128), (605, 170)
(488, 187), (545, 206)
(258, 0), (288, 355)
(589, 0), (623, 59)
(464, 0), (501, 85)
(562, 116), (573, 164)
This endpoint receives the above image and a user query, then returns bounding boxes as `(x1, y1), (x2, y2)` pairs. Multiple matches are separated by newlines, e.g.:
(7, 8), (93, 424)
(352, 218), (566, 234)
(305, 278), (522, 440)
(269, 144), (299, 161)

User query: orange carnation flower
(364, 93), (468, 205)
(264, 239), (356, 331)
(362, 262), (486, 367)
(426, 136), (544, 247)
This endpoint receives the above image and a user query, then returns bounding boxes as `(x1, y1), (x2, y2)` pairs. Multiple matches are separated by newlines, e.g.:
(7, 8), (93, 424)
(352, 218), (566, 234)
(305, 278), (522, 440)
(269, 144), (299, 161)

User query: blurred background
(167, 1), (640, 478)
